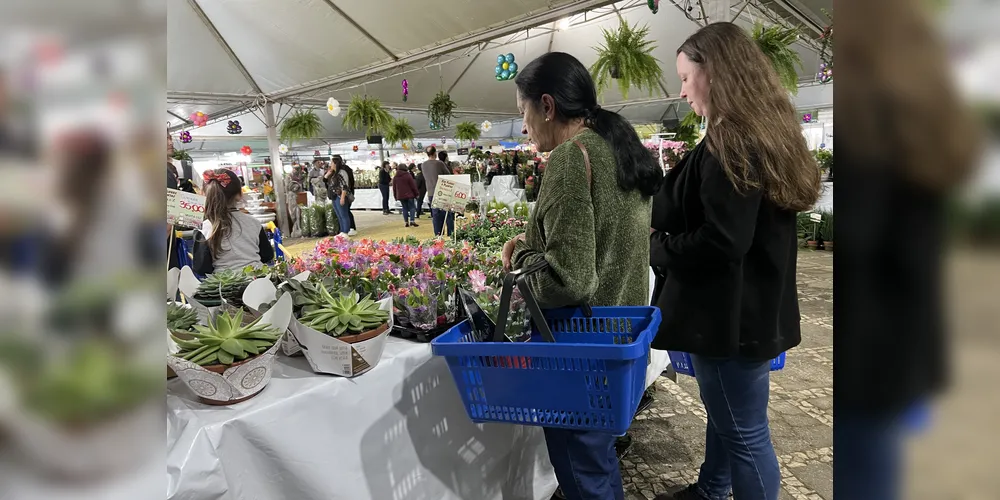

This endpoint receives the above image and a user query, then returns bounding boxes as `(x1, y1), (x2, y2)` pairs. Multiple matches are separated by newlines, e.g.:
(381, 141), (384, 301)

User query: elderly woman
(501, 52), (662, 500)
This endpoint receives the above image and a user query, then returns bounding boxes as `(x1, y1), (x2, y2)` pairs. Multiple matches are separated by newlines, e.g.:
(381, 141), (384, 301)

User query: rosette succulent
(171, 309), (283, 366)
(167, 303), (199, 333)
(192, 269), (254, 307)
(298, 287), (389, 338)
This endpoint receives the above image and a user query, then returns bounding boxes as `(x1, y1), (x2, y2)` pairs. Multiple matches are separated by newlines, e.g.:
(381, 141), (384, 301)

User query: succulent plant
(167, 303), (199, 333)
(192, 269), (253, 307)
(299, 288), (389, 338)
(171, 308), (283, 366)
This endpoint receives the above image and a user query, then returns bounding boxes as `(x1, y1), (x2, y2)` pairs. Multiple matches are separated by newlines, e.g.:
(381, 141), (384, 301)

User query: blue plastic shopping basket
(667, 351), (786, 377)
(432, 261), (661, 436)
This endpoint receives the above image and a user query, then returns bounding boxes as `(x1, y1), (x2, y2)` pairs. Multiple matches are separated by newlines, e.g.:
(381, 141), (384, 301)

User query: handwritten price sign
(168, 189), (208, 227)
(431, 175), (472, 213)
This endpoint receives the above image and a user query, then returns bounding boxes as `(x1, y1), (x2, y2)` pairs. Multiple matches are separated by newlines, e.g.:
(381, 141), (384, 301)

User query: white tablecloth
(167, 334), (670, 500)
(350, 189), (430, 211)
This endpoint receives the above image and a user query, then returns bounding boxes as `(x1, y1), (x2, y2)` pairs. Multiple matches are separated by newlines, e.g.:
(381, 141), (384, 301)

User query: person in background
(167, 162), (179, 190)
(324, 156), (354, 238)
(648, 23), (821, 500)
(379, 160), (393, 215)
(501, 52), (663, 500)
(413, 163), (427, 218)
(339, 157), (358, 235)
(437, 151), (456, 230)
(193, 169), (274, 275)
(392, 163), (420, 228)
(421, 146), (454, 236)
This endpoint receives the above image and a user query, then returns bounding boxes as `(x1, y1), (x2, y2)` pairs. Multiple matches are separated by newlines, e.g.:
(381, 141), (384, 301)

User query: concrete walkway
(624, 251), (833, 500)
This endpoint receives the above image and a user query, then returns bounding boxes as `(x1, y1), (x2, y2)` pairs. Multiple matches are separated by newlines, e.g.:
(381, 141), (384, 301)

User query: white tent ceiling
(168, 0), (832, 157)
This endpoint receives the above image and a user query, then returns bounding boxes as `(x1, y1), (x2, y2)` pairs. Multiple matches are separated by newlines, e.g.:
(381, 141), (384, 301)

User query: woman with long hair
(501, 51), (662, 500)
(324, 156), (354, 237)
(649, 23), (820, 500)
(193, 169), (274, 275)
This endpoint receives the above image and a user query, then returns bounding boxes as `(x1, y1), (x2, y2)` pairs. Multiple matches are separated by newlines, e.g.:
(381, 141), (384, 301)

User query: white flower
(481, 120), (492, 133)
(278, 144), (288, 154)
(326, 98), (341, 117)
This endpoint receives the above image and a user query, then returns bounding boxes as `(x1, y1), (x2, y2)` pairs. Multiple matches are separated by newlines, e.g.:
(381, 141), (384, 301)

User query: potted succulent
(191, 269), (254, 308)
(296, 286), (390, 343)
(589, 20), (663, 100)
(168, 302), (199, 339)
(170, 307), (285, 404)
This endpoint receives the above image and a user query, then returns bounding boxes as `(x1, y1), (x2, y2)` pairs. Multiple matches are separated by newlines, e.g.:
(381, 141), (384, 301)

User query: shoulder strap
(572, 139), (592, 188)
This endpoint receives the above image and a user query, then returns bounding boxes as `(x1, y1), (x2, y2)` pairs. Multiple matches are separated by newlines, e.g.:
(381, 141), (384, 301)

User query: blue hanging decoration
(494, 53), (517, 81)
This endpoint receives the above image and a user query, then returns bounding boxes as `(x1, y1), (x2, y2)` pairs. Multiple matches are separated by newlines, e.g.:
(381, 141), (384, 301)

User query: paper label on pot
(290, 296), (394, 377)
(167, 338), (283, 404)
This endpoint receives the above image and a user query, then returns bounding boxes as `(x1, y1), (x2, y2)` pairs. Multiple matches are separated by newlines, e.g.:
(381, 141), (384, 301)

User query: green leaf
(217, 349), (235, 365)
(279, 110), (324, 145)
(427, 92), (457, 129)
(383, 117), (416, 146)
(751, 22), (804, 95)
(220, 338), (245, 358)
(589, 20), (663, 100)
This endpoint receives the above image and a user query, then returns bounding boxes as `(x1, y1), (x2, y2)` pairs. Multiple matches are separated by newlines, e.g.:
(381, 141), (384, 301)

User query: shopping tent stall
(169, 0), (832, 232)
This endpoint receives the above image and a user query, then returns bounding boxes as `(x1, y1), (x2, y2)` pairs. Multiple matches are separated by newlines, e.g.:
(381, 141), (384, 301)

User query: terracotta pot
(823, 241), (833, 251)
(335, 322), (389, 344)
(807, 240), (819, 250)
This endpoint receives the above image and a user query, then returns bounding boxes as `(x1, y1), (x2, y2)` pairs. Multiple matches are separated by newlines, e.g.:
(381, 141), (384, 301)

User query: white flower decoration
(481, 120), (492, 133)
(326, 98), (341, 117)
(278, 144), (288, 154)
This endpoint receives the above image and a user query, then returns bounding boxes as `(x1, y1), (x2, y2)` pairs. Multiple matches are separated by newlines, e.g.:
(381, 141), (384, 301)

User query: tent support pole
(264, 102), (291, 235)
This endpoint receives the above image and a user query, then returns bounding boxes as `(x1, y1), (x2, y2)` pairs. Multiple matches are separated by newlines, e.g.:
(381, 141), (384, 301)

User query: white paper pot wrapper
(4, 401), (161, 479)
(242, 273), (311, 357)
(289, 296), (394, 377)
(167, 292), (292, 404)
(177, 266), (219, 324)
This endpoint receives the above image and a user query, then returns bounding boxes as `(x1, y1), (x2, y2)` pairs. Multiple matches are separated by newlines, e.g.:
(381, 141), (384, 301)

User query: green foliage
(751, 22), (804, 95)
(168, 303), (199, 333)
(428, 92), (457, 129)
(667, 111), (702, 149)
(342, 95), (394, 138)
(279, 110), (324, 144)
(171, 149), (192, 162)
(513, 202), (530, 218)
(814, 149), (833, 170)
(192, 269), (254, 307)
(796, 212), (813, 240)
(383, 117), (416, 146)
(590, 20), (663, 100)
(20, 340), (159, 425)
(486, 199), (512, 218)
(171, 308), (284, 366)
(455, 121), (481, 144)
(298, 288), (389, 337)
(819, 212), (833, 241)
(454, 214), (528, 255)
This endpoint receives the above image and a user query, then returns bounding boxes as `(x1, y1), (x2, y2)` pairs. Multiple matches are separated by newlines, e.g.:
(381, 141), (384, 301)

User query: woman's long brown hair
(678, 22), (820, 212)
(203, 169), (241, 258)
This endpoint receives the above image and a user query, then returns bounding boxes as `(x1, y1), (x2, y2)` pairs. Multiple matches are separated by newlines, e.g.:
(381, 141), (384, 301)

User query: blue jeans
(333, 199), (351, 235)
(544, 428), (624, 500)
(690, 355), (780, 500)
(400, 198), (416, 223)
(428, 196), (454, 237)
(835, 411), (905, 500)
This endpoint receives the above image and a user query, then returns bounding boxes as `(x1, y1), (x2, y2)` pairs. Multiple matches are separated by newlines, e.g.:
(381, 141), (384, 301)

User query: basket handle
(494, 259), (553, 342)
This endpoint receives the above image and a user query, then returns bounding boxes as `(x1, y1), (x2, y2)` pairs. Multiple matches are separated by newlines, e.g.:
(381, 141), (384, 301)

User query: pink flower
(468, 269), (488, 293)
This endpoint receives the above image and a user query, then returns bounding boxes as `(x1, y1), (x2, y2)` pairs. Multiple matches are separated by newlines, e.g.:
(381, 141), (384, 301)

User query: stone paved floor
(623, 250), (833, 500)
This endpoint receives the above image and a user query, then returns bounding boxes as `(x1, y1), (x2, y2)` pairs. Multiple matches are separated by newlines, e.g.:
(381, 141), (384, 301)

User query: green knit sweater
(511, 128), (651, 308)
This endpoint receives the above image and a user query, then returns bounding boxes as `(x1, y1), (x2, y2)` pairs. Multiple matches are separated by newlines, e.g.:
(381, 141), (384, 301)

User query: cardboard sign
(431, 174), (472, 212)
(809, 213), (823, 223)
(167, 189), (207, 227)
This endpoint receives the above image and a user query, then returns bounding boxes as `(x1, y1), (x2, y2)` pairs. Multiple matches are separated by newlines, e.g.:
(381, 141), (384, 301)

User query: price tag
(809, 212), (823, 223)
(168, 188), (207, 227)
(431, 174), (472, 212)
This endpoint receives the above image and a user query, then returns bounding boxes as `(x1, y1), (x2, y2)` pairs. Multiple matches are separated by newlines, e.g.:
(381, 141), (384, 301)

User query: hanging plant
(342, 95), (394, 138)
(590, 20), (663, 100)
(817, 9), (833, 83)
(383, 117), (416, 146)
(455, 121), (481, 146)
(279, 110), (324, 144)
(751, 22), (804, 95)
(427, 92), (457, 130)
(171, 149), (192, 162)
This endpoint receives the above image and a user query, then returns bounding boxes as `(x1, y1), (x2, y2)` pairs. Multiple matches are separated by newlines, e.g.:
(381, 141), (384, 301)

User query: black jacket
(649, 140), (801, 360)
(379, 168), (391, 186)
